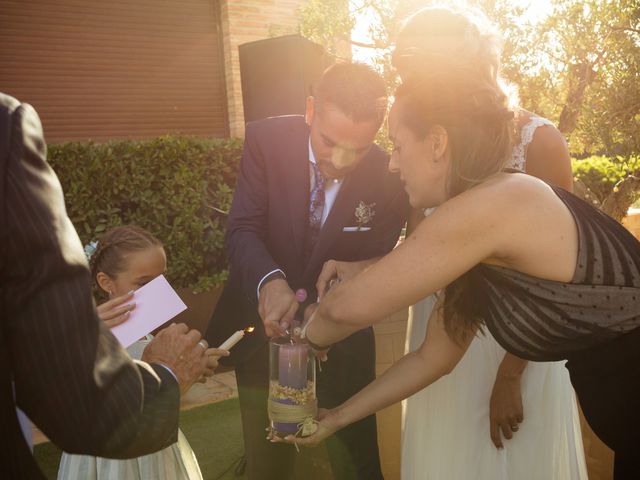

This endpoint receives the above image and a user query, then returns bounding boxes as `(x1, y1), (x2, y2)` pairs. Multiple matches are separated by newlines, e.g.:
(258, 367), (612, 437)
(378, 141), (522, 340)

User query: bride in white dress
(395, 8), (587, 480)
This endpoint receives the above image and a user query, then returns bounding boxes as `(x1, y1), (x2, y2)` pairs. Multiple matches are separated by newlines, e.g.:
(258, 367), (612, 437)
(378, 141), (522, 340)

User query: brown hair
(89, 225), (162, 285)
(394, 71), (513, 342)
(313, 62), (387, 124)
(395, 72), (514, 198)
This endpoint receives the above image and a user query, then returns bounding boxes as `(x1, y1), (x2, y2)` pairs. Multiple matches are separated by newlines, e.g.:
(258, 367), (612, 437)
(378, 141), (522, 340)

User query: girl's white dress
(401, 117), (588, 480)
(57, 338), (203, 480)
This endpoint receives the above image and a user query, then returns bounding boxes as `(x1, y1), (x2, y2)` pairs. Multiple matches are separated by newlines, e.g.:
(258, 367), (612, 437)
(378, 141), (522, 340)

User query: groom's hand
(258, 278), (298, 337)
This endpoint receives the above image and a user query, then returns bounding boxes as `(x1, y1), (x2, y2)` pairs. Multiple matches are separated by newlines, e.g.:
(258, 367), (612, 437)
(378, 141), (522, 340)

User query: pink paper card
(110, 275), (187, 348)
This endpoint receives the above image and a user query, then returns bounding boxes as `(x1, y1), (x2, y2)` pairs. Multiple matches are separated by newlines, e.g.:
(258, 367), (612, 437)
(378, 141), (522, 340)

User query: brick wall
(219, 0), (305, 137)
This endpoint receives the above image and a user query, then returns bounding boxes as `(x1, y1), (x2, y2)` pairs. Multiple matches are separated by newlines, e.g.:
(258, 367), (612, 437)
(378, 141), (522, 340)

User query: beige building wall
(374, 309), (408, 480)
(219, 0), (306, 137)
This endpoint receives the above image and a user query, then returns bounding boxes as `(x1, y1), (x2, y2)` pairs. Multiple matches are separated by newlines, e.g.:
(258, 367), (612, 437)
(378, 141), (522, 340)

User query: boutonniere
(355, 201), (376, 230)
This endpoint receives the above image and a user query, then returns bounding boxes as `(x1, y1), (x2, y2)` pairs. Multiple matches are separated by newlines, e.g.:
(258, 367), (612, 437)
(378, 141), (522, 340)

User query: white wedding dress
(401, 116), (588, 480)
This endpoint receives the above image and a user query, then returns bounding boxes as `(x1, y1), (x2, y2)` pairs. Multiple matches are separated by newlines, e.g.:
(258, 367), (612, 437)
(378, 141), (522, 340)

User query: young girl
(58, 225), (226, 480)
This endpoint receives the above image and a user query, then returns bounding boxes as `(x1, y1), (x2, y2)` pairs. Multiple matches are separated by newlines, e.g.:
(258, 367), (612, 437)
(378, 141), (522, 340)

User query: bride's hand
(300, 305), (329, 362)
(315, 258), (378, 301)
(489, 371), (524, 448)
(269, 408), (340, 447)
(97, 291), (136, 329)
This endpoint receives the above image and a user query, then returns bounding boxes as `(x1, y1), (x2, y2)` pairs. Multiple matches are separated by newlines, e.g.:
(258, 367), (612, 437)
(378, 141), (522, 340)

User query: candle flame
(245, 326), (255, 333)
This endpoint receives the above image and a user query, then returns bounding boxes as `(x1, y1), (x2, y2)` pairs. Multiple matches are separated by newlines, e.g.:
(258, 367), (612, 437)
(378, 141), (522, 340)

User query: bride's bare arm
(490, 353), (527, 448)
(488, 121), (572, 446)
(290, 299), (473, 445)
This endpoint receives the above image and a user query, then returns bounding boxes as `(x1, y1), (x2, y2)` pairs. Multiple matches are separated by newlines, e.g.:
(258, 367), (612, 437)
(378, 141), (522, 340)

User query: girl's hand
(97, 291), (136, 329)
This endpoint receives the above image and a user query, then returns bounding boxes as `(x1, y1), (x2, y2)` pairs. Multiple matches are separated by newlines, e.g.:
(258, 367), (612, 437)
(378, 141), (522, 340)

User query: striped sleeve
(2, 99), (179, 458)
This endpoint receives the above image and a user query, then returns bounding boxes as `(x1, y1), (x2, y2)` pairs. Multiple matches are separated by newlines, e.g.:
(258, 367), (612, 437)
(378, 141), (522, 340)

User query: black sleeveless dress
(465, 187), (640, 471)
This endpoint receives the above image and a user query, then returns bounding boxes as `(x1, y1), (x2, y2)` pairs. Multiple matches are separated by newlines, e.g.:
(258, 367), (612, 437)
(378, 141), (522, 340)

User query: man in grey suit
(0, 92), (209, 479)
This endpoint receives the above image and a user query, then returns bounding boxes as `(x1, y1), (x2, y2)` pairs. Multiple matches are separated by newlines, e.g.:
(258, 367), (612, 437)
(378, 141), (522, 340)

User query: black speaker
(239, 35), (332, 123)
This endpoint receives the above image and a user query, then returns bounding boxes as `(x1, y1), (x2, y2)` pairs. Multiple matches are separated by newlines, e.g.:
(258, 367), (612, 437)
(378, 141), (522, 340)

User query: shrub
(572, 155), (640, 220)
(572, 155), (639, 201)
(48, 135), (243, 292)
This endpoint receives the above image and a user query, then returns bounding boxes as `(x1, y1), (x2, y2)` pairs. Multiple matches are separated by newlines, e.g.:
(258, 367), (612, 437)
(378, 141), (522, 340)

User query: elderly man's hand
(141, 323), (208, 395)
(203, 347), (230, 378)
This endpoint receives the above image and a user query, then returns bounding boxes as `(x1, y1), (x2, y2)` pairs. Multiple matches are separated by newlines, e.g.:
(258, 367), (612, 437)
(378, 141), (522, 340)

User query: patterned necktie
(307, 162), (326, 256)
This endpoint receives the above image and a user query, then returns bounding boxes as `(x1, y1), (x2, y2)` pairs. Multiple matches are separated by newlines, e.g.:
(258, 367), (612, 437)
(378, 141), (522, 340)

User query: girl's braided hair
(89, 225), (162, 287)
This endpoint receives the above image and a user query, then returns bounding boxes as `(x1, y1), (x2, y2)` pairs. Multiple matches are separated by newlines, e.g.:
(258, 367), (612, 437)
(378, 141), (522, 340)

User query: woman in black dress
(281, 72), (640, 479)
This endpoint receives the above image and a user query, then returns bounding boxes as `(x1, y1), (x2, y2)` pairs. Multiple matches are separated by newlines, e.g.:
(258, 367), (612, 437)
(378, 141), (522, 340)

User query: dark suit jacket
(206, 115), (409, 362)
(0, 93), (180, 479)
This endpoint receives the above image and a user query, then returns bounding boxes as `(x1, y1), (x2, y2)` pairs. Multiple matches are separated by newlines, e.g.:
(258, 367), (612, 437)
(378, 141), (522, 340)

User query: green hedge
(572, 155), (640, 203)
(48, 135), (243, 292)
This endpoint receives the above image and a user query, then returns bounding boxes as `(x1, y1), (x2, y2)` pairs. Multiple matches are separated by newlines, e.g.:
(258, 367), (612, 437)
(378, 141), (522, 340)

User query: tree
(298, 0), (355, 57)
(297, 0), (640, 216)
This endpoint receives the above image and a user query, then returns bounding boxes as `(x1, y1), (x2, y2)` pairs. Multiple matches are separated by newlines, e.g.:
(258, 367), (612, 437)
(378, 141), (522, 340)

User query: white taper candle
(218, 330), (245, 350)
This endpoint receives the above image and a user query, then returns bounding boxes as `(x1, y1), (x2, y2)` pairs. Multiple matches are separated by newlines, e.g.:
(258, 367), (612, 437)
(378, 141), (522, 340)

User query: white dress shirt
(257, 140), (344, 297)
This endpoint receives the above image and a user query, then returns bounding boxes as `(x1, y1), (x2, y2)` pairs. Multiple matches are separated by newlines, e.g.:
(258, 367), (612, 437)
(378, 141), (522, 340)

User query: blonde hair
(393, 6), (502, 86)
(392, 6), (518, 342)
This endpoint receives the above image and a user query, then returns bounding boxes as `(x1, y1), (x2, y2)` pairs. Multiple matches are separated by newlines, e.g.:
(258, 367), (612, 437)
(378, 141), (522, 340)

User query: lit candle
(218, 327), (253, 350)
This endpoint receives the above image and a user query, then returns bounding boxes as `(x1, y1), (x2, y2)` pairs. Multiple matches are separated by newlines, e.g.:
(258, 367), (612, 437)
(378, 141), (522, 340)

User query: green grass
(180, 398), (246, 480)
(32, 441), (62, 479)
(34, 398), (246, 480)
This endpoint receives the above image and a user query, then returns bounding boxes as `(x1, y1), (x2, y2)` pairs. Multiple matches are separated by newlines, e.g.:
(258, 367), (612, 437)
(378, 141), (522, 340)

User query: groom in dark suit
(206, 63), (408, 479)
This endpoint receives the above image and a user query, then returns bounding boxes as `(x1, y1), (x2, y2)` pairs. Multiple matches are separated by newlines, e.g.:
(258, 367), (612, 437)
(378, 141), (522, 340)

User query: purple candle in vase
(275, 344), (308, 433)
(269, 340), (313, 435)
(278, 344), (308, 389)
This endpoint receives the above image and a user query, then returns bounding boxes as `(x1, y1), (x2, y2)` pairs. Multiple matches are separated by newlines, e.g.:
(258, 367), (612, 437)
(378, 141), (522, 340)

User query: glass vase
(268, 336), (317, 437)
